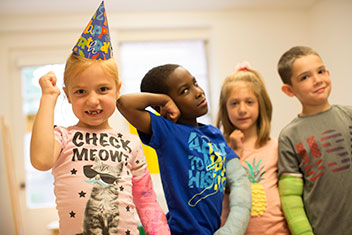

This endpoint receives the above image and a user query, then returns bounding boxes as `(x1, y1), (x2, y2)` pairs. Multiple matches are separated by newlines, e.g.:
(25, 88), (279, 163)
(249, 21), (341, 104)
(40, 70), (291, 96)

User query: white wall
(310, 0), (352, 106)
(0, 0), (351, 233)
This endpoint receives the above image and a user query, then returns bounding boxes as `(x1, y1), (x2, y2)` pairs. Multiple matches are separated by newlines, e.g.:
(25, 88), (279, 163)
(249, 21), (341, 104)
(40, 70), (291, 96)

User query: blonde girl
(217, 62), (290, 235)
(30, 52), (170, 234)
(31, 1), (170, 233)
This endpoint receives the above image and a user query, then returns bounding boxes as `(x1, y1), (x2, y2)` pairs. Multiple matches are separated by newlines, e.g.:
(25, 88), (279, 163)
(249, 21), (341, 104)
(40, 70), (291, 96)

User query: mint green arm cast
(214, 158), (251, 235)
(279, 175), (314, 235)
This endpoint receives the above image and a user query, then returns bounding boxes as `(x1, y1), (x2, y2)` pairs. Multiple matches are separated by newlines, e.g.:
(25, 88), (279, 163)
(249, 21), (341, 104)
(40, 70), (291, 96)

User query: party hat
(72, 1), (113, 60)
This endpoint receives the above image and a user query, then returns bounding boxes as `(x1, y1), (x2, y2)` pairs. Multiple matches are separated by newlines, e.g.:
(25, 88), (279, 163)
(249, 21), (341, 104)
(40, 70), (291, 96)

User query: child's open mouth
(86, 110), (103, 115)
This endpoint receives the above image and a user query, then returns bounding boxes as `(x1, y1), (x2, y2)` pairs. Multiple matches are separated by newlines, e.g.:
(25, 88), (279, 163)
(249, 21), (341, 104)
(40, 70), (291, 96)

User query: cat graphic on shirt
(78, 157), (124, 235)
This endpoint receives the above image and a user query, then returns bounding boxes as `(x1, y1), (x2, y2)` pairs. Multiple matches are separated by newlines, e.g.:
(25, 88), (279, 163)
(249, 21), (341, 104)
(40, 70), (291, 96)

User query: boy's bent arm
(30, 94), (61, 171)
(116, 93), (179, 135)
(279, 175), (314, 235)
(215, 158), (251, 235)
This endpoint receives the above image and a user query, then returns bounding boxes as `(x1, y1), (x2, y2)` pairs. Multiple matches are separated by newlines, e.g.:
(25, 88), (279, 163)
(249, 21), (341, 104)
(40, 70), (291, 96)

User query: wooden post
(1, 116), (24, 235)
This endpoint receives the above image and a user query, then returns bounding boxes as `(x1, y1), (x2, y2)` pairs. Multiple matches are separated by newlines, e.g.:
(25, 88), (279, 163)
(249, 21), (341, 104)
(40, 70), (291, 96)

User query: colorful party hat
(72, 1), (113, 60)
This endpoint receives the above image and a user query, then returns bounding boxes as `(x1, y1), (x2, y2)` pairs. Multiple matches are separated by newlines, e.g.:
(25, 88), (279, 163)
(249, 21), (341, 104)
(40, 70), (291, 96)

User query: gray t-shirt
(278, 105), (352, 235)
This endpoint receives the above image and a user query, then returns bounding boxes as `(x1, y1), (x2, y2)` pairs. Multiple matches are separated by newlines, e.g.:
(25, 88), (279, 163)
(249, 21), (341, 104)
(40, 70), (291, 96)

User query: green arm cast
(214, 158), (251, 235)
(279, 175), (314, 235)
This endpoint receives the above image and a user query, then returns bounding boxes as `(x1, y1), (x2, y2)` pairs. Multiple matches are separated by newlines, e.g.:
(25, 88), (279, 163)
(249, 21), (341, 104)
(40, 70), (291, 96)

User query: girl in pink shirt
(30, 53), (169, 235)
(30, 3), (169, 234)
(217, 62), (290, 235)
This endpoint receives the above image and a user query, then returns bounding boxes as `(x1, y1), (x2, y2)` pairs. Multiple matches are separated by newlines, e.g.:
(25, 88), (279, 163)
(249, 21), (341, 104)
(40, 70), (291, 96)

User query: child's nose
(313, 73), (323, 84)
(238, 103), (246, 113)
(194, 86), (204, 98)
(87, 93), (99, 105)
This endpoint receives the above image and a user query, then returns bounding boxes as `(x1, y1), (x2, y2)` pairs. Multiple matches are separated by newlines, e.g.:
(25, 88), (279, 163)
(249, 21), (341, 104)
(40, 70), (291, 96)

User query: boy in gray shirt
(277, 46), (352, 235)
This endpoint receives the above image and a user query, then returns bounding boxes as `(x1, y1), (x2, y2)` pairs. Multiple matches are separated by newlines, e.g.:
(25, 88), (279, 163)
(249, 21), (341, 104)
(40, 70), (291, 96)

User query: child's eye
(318, 69), (326, 74)
(100, 87), (109, 92)
(75, 89), (85, 94)
(300, 75), (308, 81)
(181, 88), (189, 95)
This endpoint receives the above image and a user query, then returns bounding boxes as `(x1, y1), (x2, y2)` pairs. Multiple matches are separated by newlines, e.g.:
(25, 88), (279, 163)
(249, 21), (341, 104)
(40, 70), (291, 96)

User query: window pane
(119, 40), (211, 124)
(21, 64), (77, 209)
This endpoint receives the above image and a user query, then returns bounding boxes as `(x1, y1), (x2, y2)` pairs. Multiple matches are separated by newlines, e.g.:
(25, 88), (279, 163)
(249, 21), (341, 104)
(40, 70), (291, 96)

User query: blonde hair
(216, 68), (272, 148)
(63, 52), (119, 88)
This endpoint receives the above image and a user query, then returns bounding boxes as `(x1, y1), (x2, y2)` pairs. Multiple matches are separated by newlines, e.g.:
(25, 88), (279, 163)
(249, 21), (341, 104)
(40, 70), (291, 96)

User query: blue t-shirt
(138, 112), (238, 234)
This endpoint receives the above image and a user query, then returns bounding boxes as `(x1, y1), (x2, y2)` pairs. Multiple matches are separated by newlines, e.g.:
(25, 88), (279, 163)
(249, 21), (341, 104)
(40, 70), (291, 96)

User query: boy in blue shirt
(117, 64), (251, 234)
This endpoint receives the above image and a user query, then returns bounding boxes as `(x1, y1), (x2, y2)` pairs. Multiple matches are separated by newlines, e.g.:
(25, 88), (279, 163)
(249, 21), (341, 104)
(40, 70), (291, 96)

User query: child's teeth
(88, 110), (100, 114)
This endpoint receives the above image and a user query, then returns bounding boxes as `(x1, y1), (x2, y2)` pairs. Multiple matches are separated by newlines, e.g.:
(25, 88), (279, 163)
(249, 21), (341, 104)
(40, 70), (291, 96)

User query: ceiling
(1, 0), (318, 15)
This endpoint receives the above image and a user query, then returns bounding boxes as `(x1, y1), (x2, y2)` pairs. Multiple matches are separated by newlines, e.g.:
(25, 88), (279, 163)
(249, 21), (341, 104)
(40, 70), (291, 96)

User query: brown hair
(216, 69), (272, 148)
(277, 46), (321, 85)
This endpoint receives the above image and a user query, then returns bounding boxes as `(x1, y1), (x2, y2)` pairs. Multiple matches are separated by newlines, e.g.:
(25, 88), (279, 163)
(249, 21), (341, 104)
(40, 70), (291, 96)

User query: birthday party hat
(72, 1), (113, 60)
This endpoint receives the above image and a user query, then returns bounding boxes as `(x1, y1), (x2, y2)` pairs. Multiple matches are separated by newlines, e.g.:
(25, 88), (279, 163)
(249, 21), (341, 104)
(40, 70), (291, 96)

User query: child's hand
(39, 71), (61, 97)
(159, 99), (181, 123)
(229, 129), (244, 156)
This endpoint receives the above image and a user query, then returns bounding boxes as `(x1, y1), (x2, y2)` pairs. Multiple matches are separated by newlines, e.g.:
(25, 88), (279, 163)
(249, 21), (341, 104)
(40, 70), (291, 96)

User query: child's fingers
(229, 130), (244, 150)
(46, 71), (56, 76)
(47, 72), (57, 86)
(160, 106), (180, 123)
(230, 130), (244, 140)
(167, 110), (180, 123)
(39, 71), (61, 95)
(41, 71), (57, 84)
(39, 72), (57, 87)
(158, 99), (181, 123)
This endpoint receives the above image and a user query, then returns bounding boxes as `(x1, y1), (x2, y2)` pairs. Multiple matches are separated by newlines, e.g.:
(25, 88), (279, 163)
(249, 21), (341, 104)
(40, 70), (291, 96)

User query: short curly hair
(140, 64), (180, 94)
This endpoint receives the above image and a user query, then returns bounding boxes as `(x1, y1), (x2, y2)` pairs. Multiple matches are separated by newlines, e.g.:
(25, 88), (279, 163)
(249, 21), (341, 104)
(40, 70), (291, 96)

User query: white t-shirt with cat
(53, 125), (147, 235)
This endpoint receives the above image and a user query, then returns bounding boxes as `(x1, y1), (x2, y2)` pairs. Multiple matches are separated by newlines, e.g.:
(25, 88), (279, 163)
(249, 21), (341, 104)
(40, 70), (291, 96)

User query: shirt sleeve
(54, 126), (66, 149)
(137, 111), (171, 150)
(129, 134), (148, 179)
(278, 132), (301, 178)
(225, 143), (239, 161)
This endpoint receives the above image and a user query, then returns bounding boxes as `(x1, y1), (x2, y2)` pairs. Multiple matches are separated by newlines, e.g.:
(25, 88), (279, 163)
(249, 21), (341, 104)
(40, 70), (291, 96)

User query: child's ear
(281, 84), (295, 97)
(116, 81), (122, 98)
(63, 87), (72, 103)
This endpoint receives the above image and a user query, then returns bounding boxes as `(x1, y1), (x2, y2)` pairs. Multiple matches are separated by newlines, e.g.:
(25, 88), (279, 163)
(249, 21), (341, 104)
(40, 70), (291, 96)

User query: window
(22, 64), (77, 209)
(119, 40), (211, 124)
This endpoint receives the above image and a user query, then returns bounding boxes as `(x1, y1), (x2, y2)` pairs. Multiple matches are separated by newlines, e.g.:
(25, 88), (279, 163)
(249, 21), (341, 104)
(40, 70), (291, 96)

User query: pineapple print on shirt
(244, 158), (267, 216)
